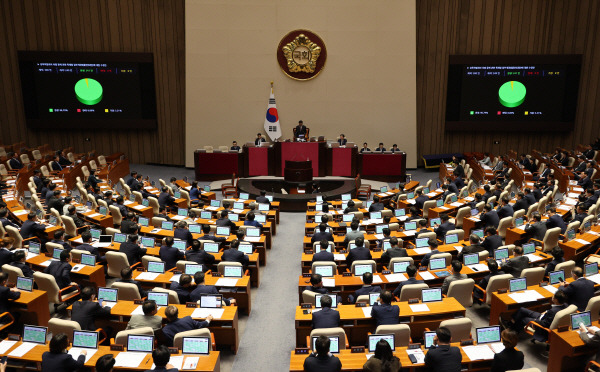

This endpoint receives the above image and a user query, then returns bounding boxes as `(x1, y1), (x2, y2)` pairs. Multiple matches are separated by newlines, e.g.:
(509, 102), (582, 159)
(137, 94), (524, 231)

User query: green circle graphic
(74, 78), (103, 105)
(498, 81), (526, 108)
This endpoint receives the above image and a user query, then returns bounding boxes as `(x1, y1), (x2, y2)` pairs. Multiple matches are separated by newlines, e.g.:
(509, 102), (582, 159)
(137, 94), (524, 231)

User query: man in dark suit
(337, 134), (347, 146)
(120, 234), (147, 265)
(294, 120), (308, 139)
(7, 152), (22, 170)
(41, 333), (86, 371)
(496, 197), (514, 219)
(348, 272), (381, 303)
(501, 246), (530, 277)
(20, 212), (47, 239)
(56, 150), (72, 166)
(545, 205), (567, 234)
(32, 169), (43, 192)
(579, 171), (593, 190)
(230, 141), (241, 151)
(558, 266), (595, 311)
(480, 204), (500, 229)
(0, 272), (21, 314)
(221, 240), (249, 267)
(374, 143), (386, 152)
(303, 336), (342, 372)
(87, 169), (102, 190)
(512, 192), (529, 212)
(345, 237), (372, 268)
(532, 183), (543, 201)
(45, 183), (57, 201)
(523, 188), (536, 206)
(452, 156), (465, 177)
(312, 240), (335, 263)
(343, 200), (359, 214)
(311, 224), (334, 244)
(254, 133), (266, 146)
(255, 190), (271, 206)
(120, 212), (139, 235)
(157, 186), (176, 209)
(452, 174), (465, 190)
(76, 231), (102, 262)
(524, 212), (547, 244)
(50, 155), (63, 172)
(424, 327), (462, 372)
(433, 213), (455, 239)
(10, 250), (34, 278)
(380, 237), (407, 266)
(174, 220), (194, 247)
(504, 290), (567, 341)
(473, 259), (505, 302)
(190, 272), (235, 305)
(481, 185), (493, 203)
(370, 291), (399, 327)
(162, 305), (212, 346)
(414, 189), (429, 211)
(216, 210), (237, 232)
(66, 205), (86, 228)
(116, 267), (147, 298)
(457, 234), (486, 261)
(169, 274), (193, 304)
(445, 177), (459, 195)
(44, 250), (74, 289)
(186, 240), (215, 272)
(159, 237), (184, 270)
(481, 226), (503, 255)
(369, 196), (385, 212)
(50, 230), (72, 251)
(305, 273), (329, 294)
(420, 239), (441, 268)
(47, 190), (64, 214)
(392, 264), (424, 298)
(573, 205), (588, 224)
(312, 294), (340, 329)
(0, 208), (19, 230)
(200, 224), (226, 245)
(71, 286), (112, 331)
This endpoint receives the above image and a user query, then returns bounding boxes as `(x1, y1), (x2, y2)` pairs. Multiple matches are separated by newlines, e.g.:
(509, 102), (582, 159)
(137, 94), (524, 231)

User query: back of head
(486, 258), (498, 273)
(320, 294), (332, 308)
(554, 289), (566, 304)
(406, 264), (417, 278)
(355, 236), (364, 247)
(191, 240), (201, 251)
(128, 234), (138, 243)
(551, 246), (564, 260)
(121, 267), (133, 280)
(440, 213), (449, 222)
(469, 234), (480, 244)
(428, 238), (438, 249)
(49, 333), (69, 353)
(95, 354), (116, 372)
(374, 339), (395, 366)
(152, 345), (171, 368)
(81, 286), (95, 301)
(81, 231), (92, 242)
(418, 220), (427, 228)
(319, 223), (327, 232)
(350, 221), (359, 231)
(514, 246), (524, 256)
(165, 237), (174, 247)
(59, 250), (70, 262)
(319, 240), (329, 251)
(165, 305), (179, 322)
(194, 271), (205, 285)
(380, 290), (392, 304)
(247, 212), (255, 221)
(501, 329), (518, 349)
(142, 300), (157, 315)
(315, 335), (330, 356)
(436, 326), (452, 343)
(451, 260), (462, 273)
(573, 266), (583, 279)
(363, 272), (373, 285)
(202, 224), (211, 234)
(389, 237), (398, 247)
(310, 273), (322, 286)
(179, 274), (193, 286)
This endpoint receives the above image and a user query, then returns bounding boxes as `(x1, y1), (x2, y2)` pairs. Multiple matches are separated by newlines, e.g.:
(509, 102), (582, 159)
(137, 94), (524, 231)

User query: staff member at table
(337, 134), (347, 146)
(255, 133), (266, 146)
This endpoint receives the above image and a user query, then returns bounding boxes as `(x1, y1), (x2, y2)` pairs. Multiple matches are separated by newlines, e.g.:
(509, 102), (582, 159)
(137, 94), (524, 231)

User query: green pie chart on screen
(74, 78), (103, 105)
(498, 81), (526, 108)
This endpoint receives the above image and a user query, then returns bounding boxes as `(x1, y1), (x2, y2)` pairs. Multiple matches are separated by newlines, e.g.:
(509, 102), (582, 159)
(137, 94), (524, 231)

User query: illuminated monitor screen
(200, 211), (212, 219)
(415, 238), (429, 248)
(369, 293), (380, 305)
(404, 222), (417, 231)
(98, 287), (118, 302)
(367, 334), (394, 352)
(90, 228), (101, 240)
(189, 224), (201, 233)
(216, 226), (230, 236)
(375, 224), (388, 234)
(246, 227), (260, 237)
(522, 242), (536, 255)
(28, 242), (41, 254)
(233, 202), (244, 210)
(16, 276), (33, 291)
(255, 214), (266, 223)
(571, 311), (592, 329)
(223, 266), (243, 278)
(494, 248), (509, 261)
(436, 199), (444, 207)
(258, 203), (269, 211)
(380, 186), (388, 193)
(395, 209), (406, 217)
(429, 258), (447, 270)
(429, 218), (441, 227)
(315, 294), (337, 308)
(382, 241), (392, 251)
(514, 217), (524, 227)
(471, 208), (479, 216)
(265, 195), (273, 202)
(445, 234), (459, 244)
(464, 253), (479, 266)
(316, 195), (323, 203)
(229, 213), (239, 222)
(127, 334), (154, 352)
(147, 292), (168, 307)
(203, 242), (220, 253)
(22, 325), (47, 344)
(549, 270), (565, 285)
(199, 294), (222, 309)
(174, 191), (181, 199)
(341, 194), (351, 201)
(53, 248), (63, 259)
(161, 221), (174, 231)
(423, 187), (430, 194)
(147, 261), (165, 273)
(98, 206), (108, 216)
(140, 237), (155, 248)
(184, 264), (204, 275)
(472, 229), (484, 238)
(173, 240), (187, 251)
(311, 336), (339, 354)
(138, 216), (149, 227)
(476, 326), (501, 344)
(422, 288), (442, 303)
(81, 254), (96, 266)
(182, 336), (210, 355)
(509, 277), (527, 292)
(48, 215), (58, 225)
(73, 330), (98, 349)
(204, 185), (211, 192)
(424, 331), (436, 348)
(407, 192), (415, 199)
(392, 261), (410, 273)
(354, 264), (373, 276)
(566, 229), (576, 240)
(585, 263), (599, 277)
(342, 214), (354, 222)
(114, 233), (127, 243)
(451, 195), (458, 202)
(370, 212), (382, 220)
(141, 199), (149, 207)
(238, 243), (253, 254)
(210, 200), (220, 207)
(178, 208), (188, 217)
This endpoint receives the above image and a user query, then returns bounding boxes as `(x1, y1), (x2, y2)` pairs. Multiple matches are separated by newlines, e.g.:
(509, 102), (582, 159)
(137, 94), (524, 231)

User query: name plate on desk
(302, 273), (311, 278)
(372, 248), (382, 252)
(497, 288), (508, 294)
(558, 325), (569, 332)
(133, 299), (144, 305)
(418, 266), (427, 271)
(212, 272), (222, 277)
(301, 303), (312, 309)
(186, 302), (198, 308)
(460, 339), (474, 346)
(343, 272), (352, 277)
(110, 344), (124, 351)
(355, 303), (367, 307)
(295, 348), (310, 355)
(351, 346), (365, 353)
(304, 250), (313, 255)
(7, 334), (19, 341)
(382, 270), (391, 275)
(168, 347), (179, 354)
(408, 298), (419, 304)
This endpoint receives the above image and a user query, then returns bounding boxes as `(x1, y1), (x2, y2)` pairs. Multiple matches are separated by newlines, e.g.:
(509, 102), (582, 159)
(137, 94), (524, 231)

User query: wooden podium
(284, 160), (313, 183)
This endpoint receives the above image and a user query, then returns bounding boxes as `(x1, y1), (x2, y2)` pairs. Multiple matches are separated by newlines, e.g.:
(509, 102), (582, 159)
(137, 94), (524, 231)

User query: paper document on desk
(171, 215), (185, 221)
(588, 231), (600, 236)
(135, 272), (160, 281)
(575, 239), (590, 245)
(68, 347), (97, 362)
(322, 278), (335, 287)
(133, 205), (146, 210)
(413, 248), (431, 255)
(564, 198), (578, 206)
(205, 206), (219, 211)
(450, 202), (462, 207)
(0, 340), (17, 354)
(508, 290), (544, 303)
(557, 205), (572, 211)
(462, 345), (495, 360)
(463, 196), (474, 201)
(585, 274), (600, 284)
(114, 352), (148, 368)
(384, 273), (407, 282)
(543, 285), (558, 295)
(568, 192), (580, 198)
(374, 234), (385, 240)
(102, 301), (118, 309)
(87, 213), (101, 218)
(26, 252), (38, 259)
(171, 274), (182, 282)
(131, 305), (145, 315)
(514, 225), (526, 231)
(334, 254), (346, 261)
(191, 308), (225, 319)
(406, 199), (416, 205)
(489, 342), (505, 354)
(409, 304), (430, 312)
(361, 307), (372, 318)
(152, 355), (183, 370)
(438, 206), (450, 210)
(71, 264), (85, 272)
(470, 216), (480, 221)
(573, 186), (584, 191)
(39, 260), (54, 267)
(419, 271), (435, 281)
(467, 264), (489, 272)
(215, 278), (239, 287)
(397, 216), (407, 222)
(231, 209), (244, 214)
(372, 275), (383, 284)
(8, 342), (38, 357)
(406, 349), (425, 364)
(403, 230), (416, 236)
(370, 219), (383, 224)
(123, 200), (134, 205)
(525, 254), (543, 263)
(13, 210), (28, 216)
(245, 237), (261, 242)
(454, 246), (463, 253)
(182, 356), (200, 370)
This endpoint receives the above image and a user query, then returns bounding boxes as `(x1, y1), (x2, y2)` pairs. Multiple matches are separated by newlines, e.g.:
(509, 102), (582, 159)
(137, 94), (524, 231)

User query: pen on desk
(144, 356), (151, 365)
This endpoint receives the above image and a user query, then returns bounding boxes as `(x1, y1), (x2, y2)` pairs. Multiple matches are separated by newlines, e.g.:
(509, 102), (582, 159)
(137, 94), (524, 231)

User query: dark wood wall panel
(0, 0), (185, 165)
(417, 0), (600, 165)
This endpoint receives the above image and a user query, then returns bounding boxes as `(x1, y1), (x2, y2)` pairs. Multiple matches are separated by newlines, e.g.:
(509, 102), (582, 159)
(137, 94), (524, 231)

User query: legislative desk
(175, 180), (217, 202)
(294, 298), (465, 346)
(244, 144), (274, 176)
(26, 253), (106, 287)
(1, 341), (221, 371)
(97, 155), (130, 186)
(275, 142), (327, 177)
(358, 152), (406, 180)
(329, 146), (357, 177)
(121, 199), (154, 219)
(194, 149), (242, 180)
(558, 225), (600, 261)
(548, 320), (600, 372)
(10, 289), (50, 326)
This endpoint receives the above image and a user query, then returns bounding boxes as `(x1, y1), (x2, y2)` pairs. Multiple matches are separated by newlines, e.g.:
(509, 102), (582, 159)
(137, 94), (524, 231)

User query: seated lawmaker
(116, 267), (147, 298)
(424, 327), (462, 372)
(221, 240), (249, 267)
(186, 240), (215, 272)
(44, 249), (75, 289)
(201, 224), (226, 244)
(244, 212), (263, 228)
(393, 264), (424, 298)
(126, 300), (162, 331)
(348, 272), (381, 303)
(305, 273), (328, 294)
(374, 143), (386, 152)
(312, 294), (340, 329)
(345, 237), (371, 267)
(230, 141), (241, 151)
(10, 250), (34, 278)
(162, 305), (212, 346)
(191, 272), (236, 305)
(337, 134), (347, 146)
(169, 273), (193, 304)
(312, 240), (334, 263)
(149, 345), (179, 372)
(42, 333), (86, 372)
(312, 224), (334, 244)
(294, 120), (308, 139)
(119, 234), (146, 265)
(360, 143), (371, 153)
(254, 133), (266, 146)
(303, 335), (342, 372)
(159, 237), (185, 270)
(370, 291), (399, 327)
(72, 286), (111, 331)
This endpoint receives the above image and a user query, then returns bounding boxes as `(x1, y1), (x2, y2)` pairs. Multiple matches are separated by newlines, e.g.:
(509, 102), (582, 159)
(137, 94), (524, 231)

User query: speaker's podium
(284, 160), (313, 183)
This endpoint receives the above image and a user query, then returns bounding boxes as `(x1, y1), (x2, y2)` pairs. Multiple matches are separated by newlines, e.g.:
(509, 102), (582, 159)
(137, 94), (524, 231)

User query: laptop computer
(174, 191), (181, 199)
(239, 192), (249, 200)
(422, 288), (443, 303)
(445, 233), (459, 244)
(161, 221), (174, 231)
(450, 195), (458, 203)
(238, 243), (253, 254)
(81, 253), (96, 267)
(429, 218), (441, 227)
(200, 211), (212, 220)
(140, 237), (155, 249)
(522, 242), (536, 255)
(114, 233), (127, 243)
(22, 325), (47, 344)
(392, 261), (410, 273)
(509, 277), (527, 292)
(382, 241), (392, 251)
(354, 264), (373, 276)
(313, 265), (334, 278)
(98, 287), (118, 303)
(233, 202), (244, 211)
(470, 208), (479, 216)
(184, 264), (204, 276)
(342, 214), (354, 222)
(429, 258), (447, 271)
(223, 266), (243, 278)
(203, 242), (220, 253)
(229, 213), (239, 222)
(494, 248), (509, 262)
(28, 241), (41, 255)
(127, 334), (154, 353)
(147, 261), (166, 274)
(514, 217), (524, 227)
(48, 215), (58, 226)
(407, 192), (415, 199)
(138, 217), (149, 227)
(147, 292), (169, 307)
(173, 240), (187, 251)
(404, 221), (417, 231)
(463, 253), (479, 266)
(315, 294), (338, 308)
(255, 214), (267, 223)
(265, 195), (273, 202)
(367, 334), (394, 352)
(316, 195), (323, 203)
(16, 276), (33, 292)
(571, 311), (592, 330)
(380, 186), (388, 193)
(96, 235), (113, 247)
(142, 199), (149, 207)
(549, 270), (565, 285)
(216, 226), (230, 236)
(53, 248), (64, 260)
(341, 194), (351, 201)
(566, 229), (576, 241)
(311, 335), (339, 353)
(476, 326), (501, 344)
(204, 185), (211, 192)
(182, 336), (210, 355)
(199, 294), (222, 308)
(246, 227), (260, 237)
(369, 292), (380, 306)
(210, 200), (220, 208)
(72, 330), (99, 349)
(472, 229), (484, 239)
(585, 262), (599, 277)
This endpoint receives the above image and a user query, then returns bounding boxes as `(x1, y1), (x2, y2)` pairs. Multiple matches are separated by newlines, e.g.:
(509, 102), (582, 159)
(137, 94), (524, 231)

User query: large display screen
(445, 55), (581, 131)
(18, 51), (157, 129)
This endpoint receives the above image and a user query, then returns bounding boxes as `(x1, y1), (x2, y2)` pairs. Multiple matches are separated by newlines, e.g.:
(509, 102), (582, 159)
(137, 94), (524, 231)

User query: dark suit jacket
(312, 307), (340, 329)
(71, 300), (111, 330)
(497, 205), (514, 219)
(546, 214), (567, 234)
(0, 285), (21, 313)
(452, 177), (465, 189)
(369, 203), (385, 212)
(169, 281), (191, 304)
(41, 352), (85, 372)
(47, 196), (64, 214)
(190, 284), (230, 305)
(481, 235), (502, 253)
(120, 242), (147, 265)
(159, 245), (184, 270)
(477, 270), (506, 293)
(44, 261), (72, 289)
(20, 220), (46, 239)
(454, 164), (465, 178)
(76, 243), (101, 261)
(457, 244), (486, 261)
(162, 316), (209, 346)
(8, 158), (22, 170)
(216, 218), (236, 231)
(525, 221), (548, 242)
(174, 228), (194, 247)
(501, 256), (530, 277)
(380, 247), (408, 266)
(305, 285), (328, 295)
(311, 231), (334, 243)
(393, 277), (424, 297)
(424, 344), (462, 372)
(513, 198), (529, 212)
(11, 261), (34, 278)
(338, 138), (347, 145)
(312, 250), (335, 263)
(158, 192), (175, 208)
(559, 278), (596, 311)
(0, 249), (13, 269)
(490, 347), (524, 372)
(303, 354), (342, 372)
(348, 285), (381, 304)
(50, 161), (63, 172)
(415, 195), (429, 210)
(370, 303), (399, 326)
(345, 246), (372, 267)
(434, 221), (455, 238)
(420, 249), (440, 268)
(120, 220), (138, 234)
(525, 193), (536, 205)
(201, 234), (226, 244)
(255, 196), (271, 206)
(447, 183), (459, 195)
(221, 248), (249, 266)
(254, 137), (266, 146)
(186, 250), (215, 271)
(533, 189), (543, 201)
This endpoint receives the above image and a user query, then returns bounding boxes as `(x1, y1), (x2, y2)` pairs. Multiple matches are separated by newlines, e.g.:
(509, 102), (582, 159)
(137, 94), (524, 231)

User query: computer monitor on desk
(476, 326), (501, 344)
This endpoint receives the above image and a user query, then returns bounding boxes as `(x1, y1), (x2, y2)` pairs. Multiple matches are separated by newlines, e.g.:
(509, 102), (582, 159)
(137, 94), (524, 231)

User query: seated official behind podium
(348, 272), (381, 304)
(255, 133), (266, 146)
(362, 339), (401, 372)
(126, 300), (162, 331)
(231, 141), (241, 151)
(146, 345), (178, 372)
(312, 294), (340, 329)
(294, 120), (308, 139)
(390, 144), (400, 153)
(303, 335), (342, 372)
(371, 291), (399, 326)
(162, 305), (212, 346)
(337, 134), (347, 146)
(424, 327), (462, 372)
(41, 333), (86, 372)
(360, 143), (371, 153)
(374, 143), (386, 152)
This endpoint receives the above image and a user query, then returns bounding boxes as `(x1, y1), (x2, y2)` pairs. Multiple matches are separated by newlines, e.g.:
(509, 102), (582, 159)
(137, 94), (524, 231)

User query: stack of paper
(372, 276), (383, 284)
(215, 278), (239, 287)
(0, 340), (17, 354)
(114, 352), (148, 368)
(403, 230), (416, 236)
(123, 200), (134, 205)
(182, 356), (200, 370)
(384, 273), (407, 282)
(467, 264), (489, 272)
(131, 305), (145, 315)
(88, 213), (101, 218)
(171, 274), (182, 282)
(508, 290), (544, 303)
(8, 342), (38, 357)
(409, 304), (430, 312)
(586, 274), (600, 284)
(419, 271), (435, 281)
(575, 239), (590, 245)
(374, 234), (385, 240)
(71, 264), (85, 272)
(450, 202), (463, 207)
(135, 272), (160, 281)
(462, 345), (495, 360)
(489, 342), (505, 354)
(362, 307), (372, 318)
(322, 278), (335, 287)
(191, 308), (225, 319)
(405, 349), (425, 364)
(438, 206), (450, 210)
(543, 285), (559, 294)
(68, 347), (97, 362)
(151, 355), (183, 370)
(413, 248), (431, 255)
(333, 254), (346, 261)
